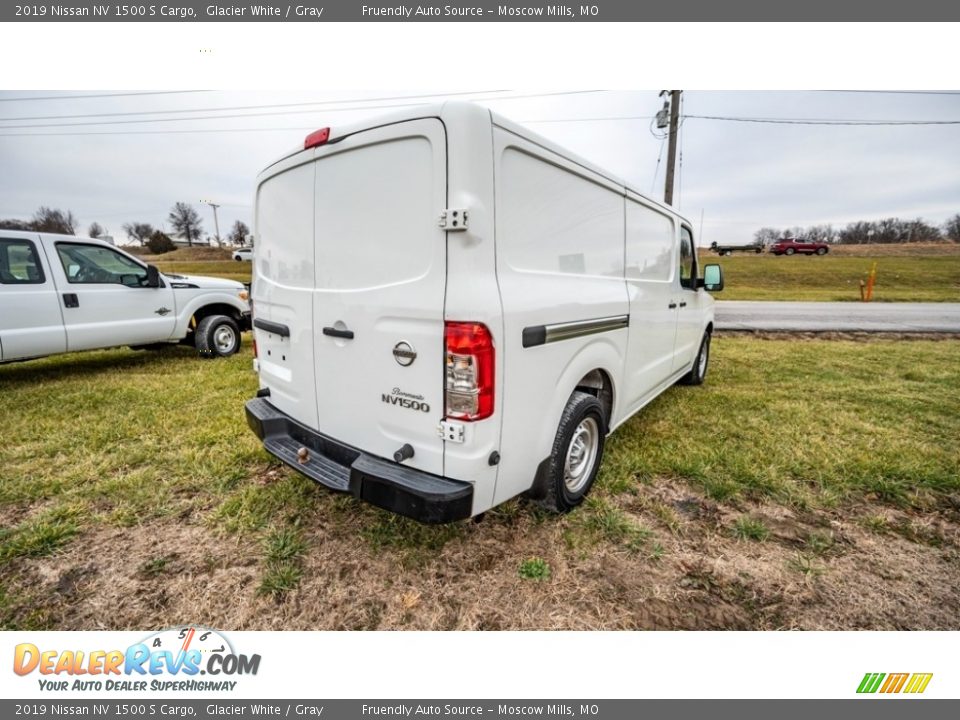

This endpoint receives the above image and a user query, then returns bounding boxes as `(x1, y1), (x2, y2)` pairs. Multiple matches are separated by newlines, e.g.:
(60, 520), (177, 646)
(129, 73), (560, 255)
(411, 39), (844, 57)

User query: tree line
(0, 203), (250, 254)
(754, 214), (960, 246)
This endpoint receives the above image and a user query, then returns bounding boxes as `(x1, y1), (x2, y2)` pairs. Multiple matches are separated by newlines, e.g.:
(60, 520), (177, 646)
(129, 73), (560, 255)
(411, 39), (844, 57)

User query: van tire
(195, 315), (241, 358)
(679, 332), (711, 386)
(535, 391), (607, 513)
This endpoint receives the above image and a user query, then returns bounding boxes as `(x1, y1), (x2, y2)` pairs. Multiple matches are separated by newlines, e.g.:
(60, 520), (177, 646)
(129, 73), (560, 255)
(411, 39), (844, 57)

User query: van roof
(260, 101), (687, 224)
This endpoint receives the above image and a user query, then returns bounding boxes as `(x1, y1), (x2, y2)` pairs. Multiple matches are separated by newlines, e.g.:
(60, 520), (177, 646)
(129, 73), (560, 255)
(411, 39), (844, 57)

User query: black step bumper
(245, 398), (473, 524)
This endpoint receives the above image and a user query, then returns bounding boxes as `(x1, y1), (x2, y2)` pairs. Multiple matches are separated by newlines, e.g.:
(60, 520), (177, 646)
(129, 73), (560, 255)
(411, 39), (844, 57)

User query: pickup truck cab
(769, 238), (829, 256)
(0, 231), (250, 363)
(245, 102), (724, 524)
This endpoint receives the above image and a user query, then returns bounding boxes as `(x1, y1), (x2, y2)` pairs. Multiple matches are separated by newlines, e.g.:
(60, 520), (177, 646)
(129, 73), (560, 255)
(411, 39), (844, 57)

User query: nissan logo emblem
(392, 341), (417, 367)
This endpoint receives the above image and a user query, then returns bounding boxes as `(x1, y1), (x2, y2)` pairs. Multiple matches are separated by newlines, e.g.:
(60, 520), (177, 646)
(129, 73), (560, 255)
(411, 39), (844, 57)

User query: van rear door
(311, 119), (447, 476)
(254, 118), (448, 478)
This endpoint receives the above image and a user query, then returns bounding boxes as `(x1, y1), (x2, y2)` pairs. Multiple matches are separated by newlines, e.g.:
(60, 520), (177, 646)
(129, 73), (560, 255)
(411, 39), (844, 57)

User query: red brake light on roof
(445, 322), (495, 421)
(304, 127), (330, 149)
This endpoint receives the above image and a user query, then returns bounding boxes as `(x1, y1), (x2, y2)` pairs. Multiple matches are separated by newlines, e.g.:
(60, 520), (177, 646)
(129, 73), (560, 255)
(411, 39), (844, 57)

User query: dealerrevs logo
(13, 627), (260, 692)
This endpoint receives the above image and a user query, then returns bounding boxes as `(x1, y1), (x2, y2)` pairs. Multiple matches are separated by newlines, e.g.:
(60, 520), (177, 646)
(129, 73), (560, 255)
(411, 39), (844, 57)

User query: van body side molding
(253, 318), (290, 337)
(522, 314), (630, 348)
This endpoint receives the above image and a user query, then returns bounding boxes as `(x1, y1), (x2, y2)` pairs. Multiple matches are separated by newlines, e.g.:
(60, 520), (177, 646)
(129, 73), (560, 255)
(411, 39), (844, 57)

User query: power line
(817, 90), (960, 96)
(0, 90), (605, 129)
(524, 114), (960, 125)
(0, 90), (505, 122)
(0, 90), (212, 102)
(5, 110), (958, 139)
(0, 126), (321, 138)
(684, 114), (960, 126)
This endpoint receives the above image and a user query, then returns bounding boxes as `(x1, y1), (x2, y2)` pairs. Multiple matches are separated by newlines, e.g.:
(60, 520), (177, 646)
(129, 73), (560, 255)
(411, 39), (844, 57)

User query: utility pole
(202, 200), (222, 247)
(662, 90), (682, 206)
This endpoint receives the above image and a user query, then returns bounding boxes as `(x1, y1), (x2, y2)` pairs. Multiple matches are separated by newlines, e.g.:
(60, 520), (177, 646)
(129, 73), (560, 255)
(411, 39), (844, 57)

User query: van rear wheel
(535, 391), (606, 513)
(195, 315), (241, 358)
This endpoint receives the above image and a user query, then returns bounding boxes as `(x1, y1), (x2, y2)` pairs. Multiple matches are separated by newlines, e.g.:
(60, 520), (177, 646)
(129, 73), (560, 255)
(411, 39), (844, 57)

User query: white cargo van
(245, 102), (723, 523)
(0, 231), (251, 363)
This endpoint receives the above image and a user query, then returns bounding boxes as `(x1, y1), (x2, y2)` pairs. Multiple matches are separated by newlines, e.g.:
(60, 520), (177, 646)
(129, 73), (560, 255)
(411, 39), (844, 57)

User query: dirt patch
(3, 478), (958, 630)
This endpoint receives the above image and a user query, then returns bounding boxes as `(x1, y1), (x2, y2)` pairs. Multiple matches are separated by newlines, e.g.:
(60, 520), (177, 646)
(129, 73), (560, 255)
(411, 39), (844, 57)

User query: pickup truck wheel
(785, 248), (796, 256)
(195, 315), (240, 358)
(816, 247), (828, 255)
(678, 332), (711, 386)
(536, 391), (606, 513)
(722, 250), (733, 256)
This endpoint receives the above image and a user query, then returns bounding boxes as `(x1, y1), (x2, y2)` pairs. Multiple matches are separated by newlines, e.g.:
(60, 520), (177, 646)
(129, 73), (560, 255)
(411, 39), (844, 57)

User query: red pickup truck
(769, 238), (830, 256)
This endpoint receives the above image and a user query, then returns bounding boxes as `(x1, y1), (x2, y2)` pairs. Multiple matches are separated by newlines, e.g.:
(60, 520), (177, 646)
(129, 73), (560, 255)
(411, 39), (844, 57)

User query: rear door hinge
(438, 419), (465, 443)
(438, 208), (469, 231)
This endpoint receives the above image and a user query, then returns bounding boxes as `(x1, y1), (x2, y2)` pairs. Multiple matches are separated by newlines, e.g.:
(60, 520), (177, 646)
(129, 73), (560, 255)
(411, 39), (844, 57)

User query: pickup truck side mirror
(145, 264), (161, 288)
(698, 264), (723, 292)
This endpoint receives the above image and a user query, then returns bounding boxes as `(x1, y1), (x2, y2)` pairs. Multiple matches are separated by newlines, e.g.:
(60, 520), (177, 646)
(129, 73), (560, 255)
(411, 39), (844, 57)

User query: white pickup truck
(0, 231), (251, 363)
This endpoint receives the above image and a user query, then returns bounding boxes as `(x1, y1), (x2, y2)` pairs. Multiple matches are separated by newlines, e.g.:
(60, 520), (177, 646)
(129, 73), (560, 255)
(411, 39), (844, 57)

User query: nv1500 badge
(382, 387), (430, 413)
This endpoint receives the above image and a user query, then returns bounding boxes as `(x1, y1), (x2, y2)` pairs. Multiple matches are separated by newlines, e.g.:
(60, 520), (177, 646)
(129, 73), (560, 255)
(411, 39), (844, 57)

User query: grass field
(701, 253), (960, 302)
(1, 337), (958, 630)
(137, 244), (960, 302)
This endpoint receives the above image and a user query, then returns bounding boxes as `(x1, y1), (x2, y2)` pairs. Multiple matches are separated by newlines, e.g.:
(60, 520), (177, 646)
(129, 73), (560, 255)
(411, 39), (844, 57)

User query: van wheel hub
(564, 417), (599, 493)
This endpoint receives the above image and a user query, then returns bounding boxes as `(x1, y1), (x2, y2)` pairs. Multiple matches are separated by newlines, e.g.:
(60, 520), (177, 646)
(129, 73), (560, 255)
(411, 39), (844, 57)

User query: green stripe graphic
(857, 673), (885, 693)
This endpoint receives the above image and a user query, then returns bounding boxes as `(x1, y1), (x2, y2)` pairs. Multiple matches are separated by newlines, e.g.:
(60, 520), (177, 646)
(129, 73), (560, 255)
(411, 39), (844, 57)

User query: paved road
(715, 301), (960, 332)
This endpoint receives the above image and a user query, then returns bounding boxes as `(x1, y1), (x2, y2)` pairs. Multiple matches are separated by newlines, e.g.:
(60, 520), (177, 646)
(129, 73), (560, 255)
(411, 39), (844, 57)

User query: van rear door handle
(668, 302), (677, 309)
(322, 326), (354, 340)
(679, 301), (687, 308)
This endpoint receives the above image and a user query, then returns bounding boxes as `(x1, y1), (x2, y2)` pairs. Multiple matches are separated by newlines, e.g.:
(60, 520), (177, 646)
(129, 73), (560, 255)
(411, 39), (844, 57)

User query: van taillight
(304, 127), (330, 149)
(445, 322), (494, 421)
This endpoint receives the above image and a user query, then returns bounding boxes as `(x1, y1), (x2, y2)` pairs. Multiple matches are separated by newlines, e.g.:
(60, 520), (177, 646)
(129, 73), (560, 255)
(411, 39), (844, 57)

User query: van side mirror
(146, 264), (161, 288)
(700, 264), (723, 292)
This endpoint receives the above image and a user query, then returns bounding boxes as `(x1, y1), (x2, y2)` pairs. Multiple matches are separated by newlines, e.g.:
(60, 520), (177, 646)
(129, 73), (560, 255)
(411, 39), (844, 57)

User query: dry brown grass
(5, 474), (958, 630)
(823, 242), (960, 257)
(128, 246), (234, 262)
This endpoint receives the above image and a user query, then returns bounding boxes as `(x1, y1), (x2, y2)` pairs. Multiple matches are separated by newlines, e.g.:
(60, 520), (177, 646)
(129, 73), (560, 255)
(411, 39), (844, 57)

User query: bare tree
(227, 220), (250, 247)
(0, 218), (31, 231)
(167, 202), (203, 247)
(31, 206), (77, 234)
(753, 227), (781, 246)
(122, 222), (155, 246)
(944, 214), (960, 242)
(88, 222), (105, 239)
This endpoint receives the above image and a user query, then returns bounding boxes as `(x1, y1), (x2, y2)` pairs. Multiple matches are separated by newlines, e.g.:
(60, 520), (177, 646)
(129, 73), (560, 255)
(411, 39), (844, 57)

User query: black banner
(4, 0), (960, 22)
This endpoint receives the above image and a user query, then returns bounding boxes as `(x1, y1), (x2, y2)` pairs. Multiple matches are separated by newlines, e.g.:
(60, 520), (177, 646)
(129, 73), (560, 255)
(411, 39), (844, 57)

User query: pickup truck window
(0, 238), (45, 284)
(56, 242), (148, 287)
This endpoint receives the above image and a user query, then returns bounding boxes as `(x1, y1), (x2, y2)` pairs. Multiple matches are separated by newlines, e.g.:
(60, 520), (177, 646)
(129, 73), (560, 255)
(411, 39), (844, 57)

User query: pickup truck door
(0, 234), (67, 361)
(47, 240), (176, 351)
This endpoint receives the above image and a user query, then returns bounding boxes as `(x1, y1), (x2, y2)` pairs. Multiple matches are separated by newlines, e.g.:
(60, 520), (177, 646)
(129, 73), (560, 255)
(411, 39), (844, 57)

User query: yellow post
(865, 262), (877, 302)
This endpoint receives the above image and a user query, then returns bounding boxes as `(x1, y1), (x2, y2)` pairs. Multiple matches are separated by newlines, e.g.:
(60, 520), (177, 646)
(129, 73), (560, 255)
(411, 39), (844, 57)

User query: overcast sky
(0, 89), (957, 245)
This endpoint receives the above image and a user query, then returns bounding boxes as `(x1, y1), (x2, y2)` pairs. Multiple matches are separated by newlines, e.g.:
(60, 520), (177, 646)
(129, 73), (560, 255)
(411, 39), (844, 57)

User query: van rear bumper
(244, 397), (473, 524)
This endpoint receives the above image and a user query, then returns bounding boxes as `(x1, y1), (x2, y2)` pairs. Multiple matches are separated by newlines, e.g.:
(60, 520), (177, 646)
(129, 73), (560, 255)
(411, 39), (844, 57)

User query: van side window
(56, 243), (148, 287)
(0, 239), (45, 284)
(679, 227), (696, 290)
